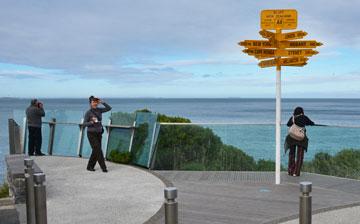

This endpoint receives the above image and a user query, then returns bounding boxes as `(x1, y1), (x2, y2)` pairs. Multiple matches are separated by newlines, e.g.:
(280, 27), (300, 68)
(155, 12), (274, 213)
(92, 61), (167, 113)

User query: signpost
(238, 9), (322, 185)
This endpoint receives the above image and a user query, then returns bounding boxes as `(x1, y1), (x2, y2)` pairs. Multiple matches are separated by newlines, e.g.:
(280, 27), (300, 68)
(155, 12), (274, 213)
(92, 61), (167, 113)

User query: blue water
(1, 98), (360, 182)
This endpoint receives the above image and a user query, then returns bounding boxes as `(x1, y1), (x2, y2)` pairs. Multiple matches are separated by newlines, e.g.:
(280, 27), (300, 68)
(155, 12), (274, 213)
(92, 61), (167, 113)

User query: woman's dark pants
(87, 131), (107, 170)
(288, 145), (304, 176)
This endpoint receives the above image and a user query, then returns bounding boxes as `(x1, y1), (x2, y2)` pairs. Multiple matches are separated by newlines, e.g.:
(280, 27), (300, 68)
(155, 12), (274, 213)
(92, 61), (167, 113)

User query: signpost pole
(275, 64), (281, 185)
(275, 29), (282, 185)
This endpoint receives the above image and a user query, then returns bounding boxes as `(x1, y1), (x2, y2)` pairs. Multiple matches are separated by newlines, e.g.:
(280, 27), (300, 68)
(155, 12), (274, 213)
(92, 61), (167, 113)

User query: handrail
(42, 121), (135, 129)
(41, 120), (360, 128)
(159, 122), (360, 128)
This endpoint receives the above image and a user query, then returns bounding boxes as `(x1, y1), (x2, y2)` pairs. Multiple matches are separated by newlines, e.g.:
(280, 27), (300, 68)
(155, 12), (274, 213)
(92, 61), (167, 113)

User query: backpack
(288, 116), (305, 141)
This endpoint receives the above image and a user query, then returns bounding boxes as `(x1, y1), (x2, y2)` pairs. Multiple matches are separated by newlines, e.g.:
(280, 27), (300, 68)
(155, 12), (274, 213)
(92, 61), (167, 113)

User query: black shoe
(87, 167), (95, 172)
(35, 153), (46, 156)
(102, 169), (108, 173)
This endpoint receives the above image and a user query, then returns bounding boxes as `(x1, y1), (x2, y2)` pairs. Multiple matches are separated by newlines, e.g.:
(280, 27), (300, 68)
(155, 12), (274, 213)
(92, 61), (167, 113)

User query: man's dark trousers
(28, 126), (42, 155)
(87, 131), (107, 170)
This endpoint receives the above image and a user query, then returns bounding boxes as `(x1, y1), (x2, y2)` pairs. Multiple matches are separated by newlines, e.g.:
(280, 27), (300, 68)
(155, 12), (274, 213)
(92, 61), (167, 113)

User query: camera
(37, 102), (43, 108)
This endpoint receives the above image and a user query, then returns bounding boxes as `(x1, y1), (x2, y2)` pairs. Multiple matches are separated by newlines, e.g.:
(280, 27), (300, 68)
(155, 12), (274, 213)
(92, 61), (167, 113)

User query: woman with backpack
(285, 107), (315, 176)
(83, 96), (112, 172)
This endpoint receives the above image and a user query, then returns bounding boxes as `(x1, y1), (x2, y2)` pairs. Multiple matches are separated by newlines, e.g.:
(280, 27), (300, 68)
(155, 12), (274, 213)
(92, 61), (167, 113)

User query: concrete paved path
(282, 206), (360, 224)
(23, 156), (165, 224)
(154, 171), (360, 224)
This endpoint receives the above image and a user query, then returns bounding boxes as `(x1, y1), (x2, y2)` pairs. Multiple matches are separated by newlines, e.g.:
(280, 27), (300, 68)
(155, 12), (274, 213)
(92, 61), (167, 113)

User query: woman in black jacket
(83, 96), (112, 172)
(285, 107), (315, 176)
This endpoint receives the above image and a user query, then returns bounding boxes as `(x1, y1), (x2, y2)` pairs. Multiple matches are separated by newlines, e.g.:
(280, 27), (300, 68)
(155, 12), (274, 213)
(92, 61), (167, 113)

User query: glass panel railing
(152, 123), (277, 171)
(10, 108), (360, 180)
(52, 123), (79, 157)
(302, 126), (360, 179)
(152, 123), (360, 179)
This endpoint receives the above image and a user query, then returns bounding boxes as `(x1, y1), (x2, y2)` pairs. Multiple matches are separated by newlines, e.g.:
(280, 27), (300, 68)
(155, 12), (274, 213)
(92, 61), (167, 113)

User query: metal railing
(10, 117), (360, 180)
(17, 117), (136, 159)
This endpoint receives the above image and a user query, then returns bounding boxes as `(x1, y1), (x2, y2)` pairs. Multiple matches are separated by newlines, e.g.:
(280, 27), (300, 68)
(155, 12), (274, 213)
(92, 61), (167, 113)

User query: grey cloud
(0, 0), (359, 82)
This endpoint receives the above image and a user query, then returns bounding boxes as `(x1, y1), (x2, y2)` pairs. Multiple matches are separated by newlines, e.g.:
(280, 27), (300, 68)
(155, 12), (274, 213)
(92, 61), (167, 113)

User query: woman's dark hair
(293, 107), (304, 116)
(30, 99), (38, 106)
(89, 96), (95, 103)
(89, 95), (100, 103)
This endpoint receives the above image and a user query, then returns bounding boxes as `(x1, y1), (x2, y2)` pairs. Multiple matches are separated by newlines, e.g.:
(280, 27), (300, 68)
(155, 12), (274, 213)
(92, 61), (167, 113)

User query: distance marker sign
(261, 9), (297, 30)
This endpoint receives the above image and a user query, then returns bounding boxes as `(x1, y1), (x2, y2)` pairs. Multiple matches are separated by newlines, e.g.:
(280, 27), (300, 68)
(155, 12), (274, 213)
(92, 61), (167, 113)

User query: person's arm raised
(99, 100), (112, 113)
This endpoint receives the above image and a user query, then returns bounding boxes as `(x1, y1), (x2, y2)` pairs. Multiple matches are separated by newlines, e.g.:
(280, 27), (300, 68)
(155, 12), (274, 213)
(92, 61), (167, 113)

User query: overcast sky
(0, 0), (359, 98)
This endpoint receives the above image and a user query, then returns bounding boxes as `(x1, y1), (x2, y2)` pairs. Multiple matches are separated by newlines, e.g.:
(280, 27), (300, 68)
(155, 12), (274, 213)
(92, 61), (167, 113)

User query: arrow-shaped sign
(243, 48), (275, 56)
(258, 57), (309, 68)
(259, 30), (275, 39)
(244, 48), (318, 58)
(277, 49), (318, 57)
(277, 30), (307, 41)
(259, 30), (308, 41)
(280, 40), (322, 48)
(239, 40), (276, 48)
(281, 57), (308, 65)
(258, 59), (277, 68)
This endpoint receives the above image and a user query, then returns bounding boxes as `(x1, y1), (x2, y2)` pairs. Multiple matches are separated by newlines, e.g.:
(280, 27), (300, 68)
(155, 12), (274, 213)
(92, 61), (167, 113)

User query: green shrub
(157, 114), (191, 123)
(136, 108), (152, 113)
(303, 149), (360, 179)
(108, 150), (132, 164)
(0, 183), (9, 198)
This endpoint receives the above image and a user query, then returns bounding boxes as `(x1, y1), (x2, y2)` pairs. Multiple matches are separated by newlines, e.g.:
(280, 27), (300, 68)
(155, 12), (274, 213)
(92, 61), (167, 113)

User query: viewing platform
(13, 156), (166, 224)
(4, 155), (360, 223)
(154, 171), (360, 224)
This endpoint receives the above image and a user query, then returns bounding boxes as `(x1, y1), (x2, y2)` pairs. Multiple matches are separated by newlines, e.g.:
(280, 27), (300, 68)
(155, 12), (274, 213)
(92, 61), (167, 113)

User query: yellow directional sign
(243, 48), (275, 56)
(277, 31), (307, 41)
(244, 49), (318, 58)
(258, 57), (309, 68)
(261, 9), (298, 30)
(276, 49), (318, 57)
(280, 40), (323, 48)
(258, 59), (277, 68)
(238, 40), (275, 48)
(280, 57), (308, 65)
(259, 30), (275, 39)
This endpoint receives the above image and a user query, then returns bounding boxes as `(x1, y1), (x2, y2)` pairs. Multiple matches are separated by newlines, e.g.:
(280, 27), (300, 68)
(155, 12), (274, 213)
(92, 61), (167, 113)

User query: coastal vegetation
(153, 113), (276, 171)
(303, 149), (360, 179)
(0, 182), (9, 198)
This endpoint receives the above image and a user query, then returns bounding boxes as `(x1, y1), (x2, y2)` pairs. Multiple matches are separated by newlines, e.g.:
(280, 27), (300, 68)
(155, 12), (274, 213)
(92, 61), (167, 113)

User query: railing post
(47, 118), (56, 155)
(24, 158), (36, 224)
(164, 187), (178, 224)
(77, 118), (85, 157)
(22, 117), (28, 154)
(299, 181), (312, 224)
(104, 119), (112, 159)
(34, 173), (47, 224)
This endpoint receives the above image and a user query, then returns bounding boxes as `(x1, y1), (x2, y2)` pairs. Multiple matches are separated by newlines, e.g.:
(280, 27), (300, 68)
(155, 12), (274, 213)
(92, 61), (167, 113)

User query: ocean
(1, 98), (360, 182)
